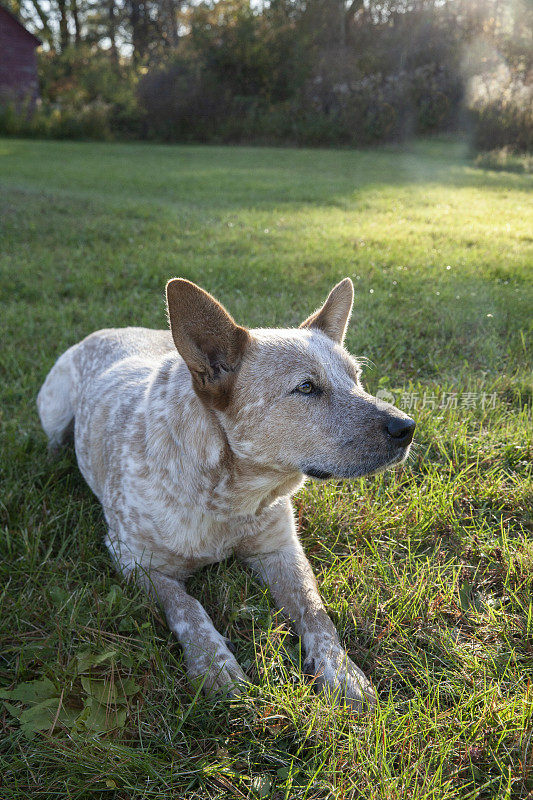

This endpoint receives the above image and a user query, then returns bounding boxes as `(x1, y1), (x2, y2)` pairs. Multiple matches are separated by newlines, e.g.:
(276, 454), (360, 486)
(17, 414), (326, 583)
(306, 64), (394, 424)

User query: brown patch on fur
(166, 279), (250, 411)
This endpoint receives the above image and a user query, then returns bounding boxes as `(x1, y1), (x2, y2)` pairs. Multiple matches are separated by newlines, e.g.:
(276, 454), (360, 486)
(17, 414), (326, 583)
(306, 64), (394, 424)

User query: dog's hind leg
(137, 569), (247, 697)
(37, 344), (78, 454)
(241, 539), (377, 713)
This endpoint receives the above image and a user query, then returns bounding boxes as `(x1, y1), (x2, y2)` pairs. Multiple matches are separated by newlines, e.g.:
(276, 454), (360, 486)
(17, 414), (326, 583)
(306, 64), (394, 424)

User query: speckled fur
(37, 278), (414, 711)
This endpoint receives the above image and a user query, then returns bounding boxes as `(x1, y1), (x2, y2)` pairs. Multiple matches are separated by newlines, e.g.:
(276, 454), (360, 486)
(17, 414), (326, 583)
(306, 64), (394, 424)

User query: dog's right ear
(166, 279), (250, 410)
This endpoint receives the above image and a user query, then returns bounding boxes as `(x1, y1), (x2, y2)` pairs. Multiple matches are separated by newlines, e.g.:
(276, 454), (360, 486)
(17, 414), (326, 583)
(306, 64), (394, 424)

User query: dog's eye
(295, 380), (315, 395)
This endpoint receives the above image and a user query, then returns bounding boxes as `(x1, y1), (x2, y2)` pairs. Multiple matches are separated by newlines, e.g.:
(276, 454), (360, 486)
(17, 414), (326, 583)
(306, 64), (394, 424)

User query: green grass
(0, 137), (532, 799)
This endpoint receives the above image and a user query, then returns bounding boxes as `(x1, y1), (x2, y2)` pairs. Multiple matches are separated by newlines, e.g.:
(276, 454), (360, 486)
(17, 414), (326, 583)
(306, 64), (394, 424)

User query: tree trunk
(109, 0), (119, 65)
(57, 0), (70, 52)
(71, 0), (81, 46)
(129, 0), (142, 62)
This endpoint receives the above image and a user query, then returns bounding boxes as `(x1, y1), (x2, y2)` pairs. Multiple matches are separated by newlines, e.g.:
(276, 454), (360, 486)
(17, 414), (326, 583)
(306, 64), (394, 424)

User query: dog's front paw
(184, 636), (248, 698)
(304, 648), (376, 713)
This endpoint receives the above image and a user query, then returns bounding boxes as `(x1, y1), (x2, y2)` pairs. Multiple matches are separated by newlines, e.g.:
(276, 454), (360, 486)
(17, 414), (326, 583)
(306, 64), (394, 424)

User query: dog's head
(166, 278), (415, 482)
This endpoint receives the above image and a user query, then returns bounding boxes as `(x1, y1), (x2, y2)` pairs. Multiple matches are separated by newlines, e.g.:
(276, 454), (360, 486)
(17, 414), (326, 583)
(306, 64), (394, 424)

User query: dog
(37, 277), (415, 711)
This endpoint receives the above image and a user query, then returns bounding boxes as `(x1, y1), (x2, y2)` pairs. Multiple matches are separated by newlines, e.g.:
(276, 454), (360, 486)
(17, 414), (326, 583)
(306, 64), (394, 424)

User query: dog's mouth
(304, 467), (333, 480)
(303, 446), (411, 482)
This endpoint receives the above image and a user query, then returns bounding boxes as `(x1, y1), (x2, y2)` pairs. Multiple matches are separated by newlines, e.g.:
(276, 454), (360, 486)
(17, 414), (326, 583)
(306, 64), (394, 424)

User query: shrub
(467, 69), (532, 153)
(136, 57), (463, 147)
(0, 99), (114, 141)
(475, 148), (533, 174)
(470, 99), (533, 154)
(137, 55), (230, 142)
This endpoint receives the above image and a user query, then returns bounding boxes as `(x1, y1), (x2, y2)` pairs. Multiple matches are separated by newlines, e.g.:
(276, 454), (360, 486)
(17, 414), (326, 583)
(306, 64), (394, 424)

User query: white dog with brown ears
(37, 277), (415, 711)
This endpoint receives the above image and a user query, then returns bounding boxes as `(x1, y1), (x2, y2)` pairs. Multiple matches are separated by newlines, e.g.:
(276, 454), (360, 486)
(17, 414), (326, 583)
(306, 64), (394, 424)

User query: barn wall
(0, 9), (39, 101)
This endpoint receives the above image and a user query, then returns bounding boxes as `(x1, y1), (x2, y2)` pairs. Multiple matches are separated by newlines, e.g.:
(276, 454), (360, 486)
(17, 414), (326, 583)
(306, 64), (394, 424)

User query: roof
(0, 4), (42, 46)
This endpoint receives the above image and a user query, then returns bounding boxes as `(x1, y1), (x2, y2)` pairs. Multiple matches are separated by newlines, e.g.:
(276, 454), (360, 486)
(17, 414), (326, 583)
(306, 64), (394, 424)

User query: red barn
(0, 4), (41, 102)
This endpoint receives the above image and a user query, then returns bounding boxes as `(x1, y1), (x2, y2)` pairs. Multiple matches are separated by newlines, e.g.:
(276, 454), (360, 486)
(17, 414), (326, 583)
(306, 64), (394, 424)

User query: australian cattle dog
(38, 278), (415, 711)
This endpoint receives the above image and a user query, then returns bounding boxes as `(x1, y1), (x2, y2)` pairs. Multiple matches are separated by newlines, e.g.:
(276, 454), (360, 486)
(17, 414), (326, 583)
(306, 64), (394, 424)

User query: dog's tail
(37, 344), (78, 454)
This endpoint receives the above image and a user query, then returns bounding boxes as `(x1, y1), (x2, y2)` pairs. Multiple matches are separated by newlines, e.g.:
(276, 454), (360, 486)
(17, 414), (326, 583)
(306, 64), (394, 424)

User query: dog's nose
(385, 416), (416, 445)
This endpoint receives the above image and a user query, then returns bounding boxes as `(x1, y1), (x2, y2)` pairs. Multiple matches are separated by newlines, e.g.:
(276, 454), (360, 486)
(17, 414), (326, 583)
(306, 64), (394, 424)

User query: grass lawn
(0, 137), (532, 799)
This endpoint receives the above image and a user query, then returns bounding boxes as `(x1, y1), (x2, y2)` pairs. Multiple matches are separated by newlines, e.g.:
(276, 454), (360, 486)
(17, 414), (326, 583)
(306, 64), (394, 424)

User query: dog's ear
(300, 278), (354, 344)
(166, 278), (250, 409)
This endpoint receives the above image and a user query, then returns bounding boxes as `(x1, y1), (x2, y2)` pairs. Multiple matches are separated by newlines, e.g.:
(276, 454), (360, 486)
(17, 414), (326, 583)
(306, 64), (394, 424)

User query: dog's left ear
(300, 278), (354, 344)
(166, 278), (250, 410)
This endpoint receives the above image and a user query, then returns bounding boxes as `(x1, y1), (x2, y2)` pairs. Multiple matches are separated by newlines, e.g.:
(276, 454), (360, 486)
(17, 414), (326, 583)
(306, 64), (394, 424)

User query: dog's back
(37, 327), (174, 451)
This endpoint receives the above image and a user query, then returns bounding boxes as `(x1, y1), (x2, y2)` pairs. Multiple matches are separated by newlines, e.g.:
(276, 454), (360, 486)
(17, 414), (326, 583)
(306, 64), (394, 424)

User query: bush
(470, 99), (533, 154)
(136, 57), (463, 147)
(467, 68), (532, 153)
(138, 55), (230, 142)
(474, 148), (533, 174)
(0, 44), (145, 142)
(0, 99), (114, 141)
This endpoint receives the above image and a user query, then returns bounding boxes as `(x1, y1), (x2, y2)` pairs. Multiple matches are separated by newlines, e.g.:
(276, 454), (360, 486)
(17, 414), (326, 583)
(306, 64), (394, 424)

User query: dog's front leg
(138, 570), (247, 696)
(242, 541), (376, 712)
